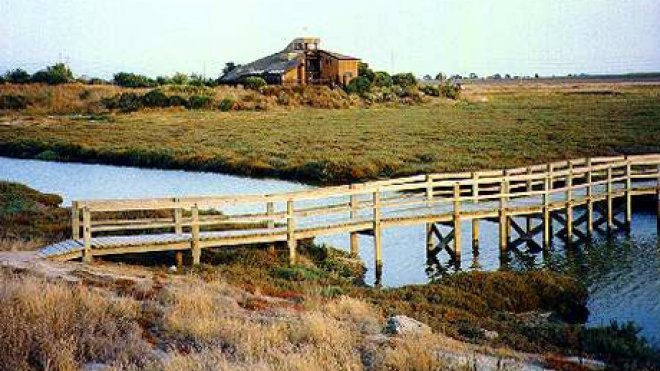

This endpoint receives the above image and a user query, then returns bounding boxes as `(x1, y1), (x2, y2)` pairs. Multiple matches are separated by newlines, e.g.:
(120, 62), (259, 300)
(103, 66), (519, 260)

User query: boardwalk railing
(41, 154), (660, 280)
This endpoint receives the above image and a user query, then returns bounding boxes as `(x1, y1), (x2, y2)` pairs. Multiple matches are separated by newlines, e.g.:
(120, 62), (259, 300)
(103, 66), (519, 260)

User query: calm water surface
(1, 157), (658, 347)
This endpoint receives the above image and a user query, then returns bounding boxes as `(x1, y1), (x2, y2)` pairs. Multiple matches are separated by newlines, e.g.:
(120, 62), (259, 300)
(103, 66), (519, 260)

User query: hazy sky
(1, 0), (659, 78)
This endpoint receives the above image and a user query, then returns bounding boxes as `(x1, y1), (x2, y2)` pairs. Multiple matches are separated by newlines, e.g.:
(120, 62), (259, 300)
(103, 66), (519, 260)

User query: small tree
(156, 76), (171, 85)
(243, 76), (266, 90)
(392, 73), (417, 88)
(31, 63), (73, 85)
(469, 72), (478, 79)
(113, 72), (156, 88)
(4, 69), (31, 84)
(372, 71), (393, 87)
(170, 72), (189, 85)
(222, 62), (240, 76)
(435, 72), (447, 81)
(358, 62), (375, 82)
(345, 76), (371, 96)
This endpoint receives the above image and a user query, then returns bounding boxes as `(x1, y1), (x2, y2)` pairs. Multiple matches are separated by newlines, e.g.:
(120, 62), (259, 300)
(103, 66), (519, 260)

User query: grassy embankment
(1, 82), (659, 184)
(0, 182), (658, 370)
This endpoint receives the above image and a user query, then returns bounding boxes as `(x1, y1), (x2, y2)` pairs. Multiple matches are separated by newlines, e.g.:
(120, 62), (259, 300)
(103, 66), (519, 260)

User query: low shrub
(0, 94), (29, 110)
(218, 98), (234, 112)
(142, 89), (170, 108)
(30, 63), (73, 85)
(439, 83), (461, 99)
(372, 71), (393, 87)
(113, 72), (157, 88)
(243, 76), (266, 91)
(421, 84), (441, 97)
(345, 76), (371, 96)
(3, 69), (31, 84)
(392, 72), (418, 88)
(102, 92), (143, 113)
(168, 95), (188, 107)
(187, 95), (214, 110)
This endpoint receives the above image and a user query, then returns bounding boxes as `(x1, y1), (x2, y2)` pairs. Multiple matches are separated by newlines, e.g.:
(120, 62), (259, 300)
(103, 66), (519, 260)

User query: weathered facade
(220, 38), (360, 86)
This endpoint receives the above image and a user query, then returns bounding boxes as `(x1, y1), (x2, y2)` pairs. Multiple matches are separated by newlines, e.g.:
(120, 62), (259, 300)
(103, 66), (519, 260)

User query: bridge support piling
(566, 164), (574, 244)
(373, 190), (383, 286)
(174, 202), (184, 266)
(287, 200), (297, 265)
(350, 185), (360, 257)
(471, 219), (479, 250)
(499, 179), (508, 252)
(543, 176), (551, 249)
(586, 159), (594, 236)
(191, 205), (201, 265)
(452, 184), (462, 262)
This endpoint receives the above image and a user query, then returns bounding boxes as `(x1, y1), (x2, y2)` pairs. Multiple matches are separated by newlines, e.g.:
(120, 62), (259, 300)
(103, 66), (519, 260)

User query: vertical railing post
(425, 175), (434, 255)
(267, 201), (276, 255)
(373, 190), (383, 286)
(607, 165), (614, 230)
(287, 200), (296, 265)
(191, 205), (201, 265)
(174, 199), (183, 235)
(543, 175), (551, 249)
(586, 158), (594, 236)
(173, 199), (184, 267)
(82, 206), (92, 263)
(71, 201), (80, 240)
(625, 156), (632, 230)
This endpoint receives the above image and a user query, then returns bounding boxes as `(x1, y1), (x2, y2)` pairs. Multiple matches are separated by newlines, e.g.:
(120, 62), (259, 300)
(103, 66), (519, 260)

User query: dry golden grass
(0, 238), (44, 251)
(0, 271), (151, 371)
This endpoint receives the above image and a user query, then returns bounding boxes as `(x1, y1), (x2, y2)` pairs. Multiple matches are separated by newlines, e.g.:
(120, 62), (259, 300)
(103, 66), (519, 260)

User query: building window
(295, 43), (303, 50)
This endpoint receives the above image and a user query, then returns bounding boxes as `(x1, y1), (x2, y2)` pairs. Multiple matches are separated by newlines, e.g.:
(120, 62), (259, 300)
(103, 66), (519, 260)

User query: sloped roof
(320, 50), (359, 60)
(220, 51), (303, 83)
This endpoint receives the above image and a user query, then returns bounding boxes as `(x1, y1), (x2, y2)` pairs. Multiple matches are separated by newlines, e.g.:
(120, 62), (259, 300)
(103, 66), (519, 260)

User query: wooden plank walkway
(40, 154), (660, 283)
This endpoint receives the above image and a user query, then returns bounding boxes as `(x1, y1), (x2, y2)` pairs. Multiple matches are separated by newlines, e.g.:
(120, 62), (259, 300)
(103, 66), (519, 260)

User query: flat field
(1, 82), (659, 184)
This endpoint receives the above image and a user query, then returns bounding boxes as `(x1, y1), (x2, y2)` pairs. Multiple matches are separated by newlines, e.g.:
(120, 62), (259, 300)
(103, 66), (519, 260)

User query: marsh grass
(1, 82), (658, 184)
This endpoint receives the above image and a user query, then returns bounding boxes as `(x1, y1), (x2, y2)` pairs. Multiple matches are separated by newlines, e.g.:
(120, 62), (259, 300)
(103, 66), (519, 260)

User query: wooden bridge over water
(40, 154), (660, 283)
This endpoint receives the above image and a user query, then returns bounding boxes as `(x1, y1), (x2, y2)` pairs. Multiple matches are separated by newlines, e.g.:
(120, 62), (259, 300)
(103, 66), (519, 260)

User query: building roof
(220, 38), (360, 83)
(220, 51), (302, 83)
(319, 50), (360, 60)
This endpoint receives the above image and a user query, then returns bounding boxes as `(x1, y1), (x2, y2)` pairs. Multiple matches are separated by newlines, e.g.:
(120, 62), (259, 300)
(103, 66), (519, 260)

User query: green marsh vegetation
(0, 82), (659, 184)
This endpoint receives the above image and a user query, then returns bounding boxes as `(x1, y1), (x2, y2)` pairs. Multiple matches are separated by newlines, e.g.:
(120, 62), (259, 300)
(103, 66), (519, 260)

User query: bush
(392, 73), (418, 88)
(0, 95), (29, 110)
(30, 63), (73, 85)
(439, 83), (461, 100)
(358, 62), (375, 82)
(372, 71), (393, 87)
(102, 92), (143, 112)
(170, 72), (189, 85)
(218, 98), (234, 112)
(243, 76), (266, 90)
(113, 72), (156, 88)
(142, 89), (170, 108)
(345, 76), (371, 96)
(156, 75), (171, 85)
(168, 95), (187, 107)
(420, 84), (440, 97)
(187, 95), (213, 109)
(4, 69), (31, 84)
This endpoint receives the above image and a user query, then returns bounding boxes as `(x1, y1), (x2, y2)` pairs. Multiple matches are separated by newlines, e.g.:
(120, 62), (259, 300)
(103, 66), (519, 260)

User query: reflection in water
(1, 157), (658, 348)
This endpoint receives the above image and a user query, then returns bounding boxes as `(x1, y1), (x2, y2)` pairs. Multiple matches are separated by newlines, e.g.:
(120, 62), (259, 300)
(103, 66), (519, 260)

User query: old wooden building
(220, 38), (360, 86)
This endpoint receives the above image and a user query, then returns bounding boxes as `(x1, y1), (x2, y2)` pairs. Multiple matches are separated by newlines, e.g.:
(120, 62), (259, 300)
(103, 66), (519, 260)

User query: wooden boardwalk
(40, 154), (660, 282)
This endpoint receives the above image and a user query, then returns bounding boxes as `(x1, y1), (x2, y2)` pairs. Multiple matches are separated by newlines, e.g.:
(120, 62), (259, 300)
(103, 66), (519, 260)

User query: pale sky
(1, 0), (659, 78)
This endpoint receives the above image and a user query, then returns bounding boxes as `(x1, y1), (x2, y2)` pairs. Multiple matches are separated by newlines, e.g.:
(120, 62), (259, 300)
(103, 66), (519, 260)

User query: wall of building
(319, 53), (358, 86)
